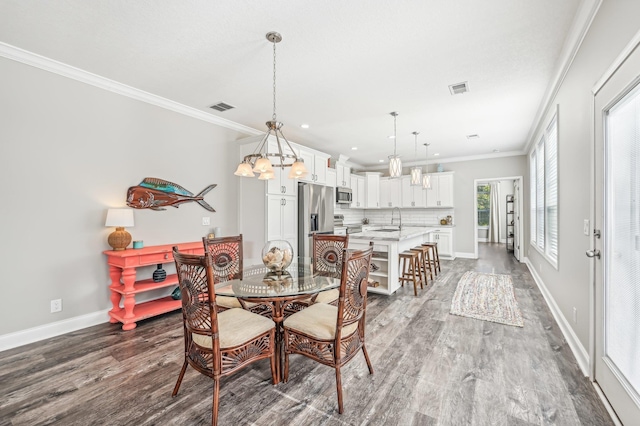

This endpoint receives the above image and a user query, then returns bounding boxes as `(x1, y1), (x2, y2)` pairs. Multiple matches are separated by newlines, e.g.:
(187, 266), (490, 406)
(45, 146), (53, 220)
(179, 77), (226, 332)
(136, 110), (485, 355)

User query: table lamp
(105, 208), (134, 250)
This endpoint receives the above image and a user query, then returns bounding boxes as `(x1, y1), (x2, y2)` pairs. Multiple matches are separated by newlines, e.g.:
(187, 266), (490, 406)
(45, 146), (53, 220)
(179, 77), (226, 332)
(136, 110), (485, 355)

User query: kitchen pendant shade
(253, 157), (274, 174)
(389, 156), (402, 178)
(411, 166), (422, 185)
(422, 173), (431, 189)
(388, 112), (401, 178)
(258, 170), (275, 180)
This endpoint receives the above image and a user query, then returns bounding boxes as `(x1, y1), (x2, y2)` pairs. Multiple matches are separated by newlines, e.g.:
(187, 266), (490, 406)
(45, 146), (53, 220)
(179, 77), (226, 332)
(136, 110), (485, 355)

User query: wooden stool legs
(421, 243), (441, 276)
(399, 251), (422, 296)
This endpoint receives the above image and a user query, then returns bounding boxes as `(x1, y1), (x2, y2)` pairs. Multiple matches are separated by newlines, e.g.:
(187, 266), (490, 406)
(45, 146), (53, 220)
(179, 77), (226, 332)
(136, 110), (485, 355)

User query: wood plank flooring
(0, 243), (614, 425)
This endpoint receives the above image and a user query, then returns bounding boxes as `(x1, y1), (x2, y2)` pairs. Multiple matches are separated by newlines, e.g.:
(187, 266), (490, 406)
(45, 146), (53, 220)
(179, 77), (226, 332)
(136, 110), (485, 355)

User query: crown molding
(592, 26), (640, 95)
(0, 42), (262, 137)
(524, 0), (603, 154)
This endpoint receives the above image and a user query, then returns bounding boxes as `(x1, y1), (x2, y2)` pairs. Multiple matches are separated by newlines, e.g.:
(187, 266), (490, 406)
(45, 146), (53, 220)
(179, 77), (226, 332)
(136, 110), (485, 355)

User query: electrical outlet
(50, 299), (62, 313)
(202, 217), (210, 226)
(583, 220), (590, 236)
(573, 307), (577, 324)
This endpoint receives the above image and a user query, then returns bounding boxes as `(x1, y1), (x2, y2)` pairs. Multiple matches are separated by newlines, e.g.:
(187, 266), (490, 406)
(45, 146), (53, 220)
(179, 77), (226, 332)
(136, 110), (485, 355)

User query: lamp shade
(389, 156), (402, 178)
(410, 166), (422, 186)
(234, 162), (255, 177)
(422, 174), (432, 189)
(105, 209), (134, 227)
(288, 160), (309, 179)
(105, 208), (134, 251)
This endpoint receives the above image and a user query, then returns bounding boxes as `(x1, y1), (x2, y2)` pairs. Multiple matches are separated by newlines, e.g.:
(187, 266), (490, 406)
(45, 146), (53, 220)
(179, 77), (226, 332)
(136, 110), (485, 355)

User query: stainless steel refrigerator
(298, 182), (335, 259)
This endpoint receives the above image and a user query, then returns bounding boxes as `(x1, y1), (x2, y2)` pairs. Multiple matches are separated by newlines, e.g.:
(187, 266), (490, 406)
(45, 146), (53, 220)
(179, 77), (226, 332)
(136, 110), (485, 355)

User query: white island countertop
(348, 227), (436, 242)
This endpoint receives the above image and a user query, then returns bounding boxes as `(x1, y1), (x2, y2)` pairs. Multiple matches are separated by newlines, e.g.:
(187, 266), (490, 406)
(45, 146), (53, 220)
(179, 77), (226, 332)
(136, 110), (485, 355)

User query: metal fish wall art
(127, 178), (216, 212)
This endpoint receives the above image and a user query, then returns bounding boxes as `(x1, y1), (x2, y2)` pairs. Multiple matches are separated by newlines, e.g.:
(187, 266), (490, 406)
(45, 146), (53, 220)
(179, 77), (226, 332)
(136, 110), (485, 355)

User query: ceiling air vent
(209, 102), (235, 112)
(449, 81), (469, 95)
(466, 134), (480, 140)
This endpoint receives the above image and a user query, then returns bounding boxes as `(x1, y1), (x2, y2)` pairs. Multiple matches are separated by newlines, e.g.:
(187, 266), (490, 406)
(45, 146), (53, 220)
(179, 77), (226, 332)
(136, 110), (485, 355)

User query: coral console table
(103, 241), (203, 330)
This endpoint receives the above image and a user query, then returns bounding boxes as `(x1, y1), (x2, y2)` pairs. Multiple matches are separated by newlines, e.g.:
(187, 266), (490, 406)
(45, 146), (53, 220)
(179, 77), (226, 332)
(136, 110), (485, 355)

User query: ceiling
(0, 0), (583, 168)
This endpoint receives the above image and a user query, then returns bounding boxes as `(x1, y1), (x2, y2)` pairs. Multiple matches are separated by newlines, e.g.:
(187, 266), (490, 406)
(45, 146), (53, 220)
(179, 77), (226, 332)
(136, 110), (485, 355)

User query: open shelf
(111, 274), (179, 295)
(109, 296), (181, 324)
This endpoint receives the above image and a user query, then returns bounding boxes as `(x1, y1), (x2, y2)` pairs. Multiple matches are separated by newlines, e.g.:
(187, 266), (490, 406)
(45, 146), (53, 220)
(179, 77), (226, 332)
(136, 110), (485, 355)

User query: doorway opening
(473, 176), (524, 261)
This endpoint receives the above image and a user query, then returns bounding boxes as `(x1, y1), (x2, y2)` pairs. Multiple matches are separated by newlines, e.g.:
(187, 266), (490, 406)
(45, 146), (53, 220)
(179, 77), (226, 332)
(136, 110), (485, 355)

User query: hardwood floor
(0, 243), (614, 425)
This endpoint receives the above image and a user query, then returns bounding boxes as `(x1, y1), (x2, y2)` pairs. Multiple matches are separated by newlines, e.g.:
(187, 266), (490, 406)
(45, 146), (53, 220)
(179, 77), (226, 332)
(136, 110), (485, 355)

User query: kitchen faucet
(391, 207), (402, 231)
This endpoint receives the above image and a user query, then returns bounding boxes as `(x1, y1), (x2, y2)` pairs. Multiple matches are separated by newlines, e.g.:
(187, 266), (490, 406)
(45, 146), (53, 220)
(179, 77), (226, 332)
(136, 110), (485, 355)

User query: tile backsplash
(338, 206), (453, 226)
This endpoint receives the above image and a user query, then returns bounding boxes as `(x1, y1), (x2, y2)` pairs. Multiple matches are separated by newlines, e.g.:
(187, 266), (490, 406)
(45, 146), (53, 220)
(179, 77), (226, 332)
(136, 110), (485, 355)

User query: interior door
(592, 41), (640, 425)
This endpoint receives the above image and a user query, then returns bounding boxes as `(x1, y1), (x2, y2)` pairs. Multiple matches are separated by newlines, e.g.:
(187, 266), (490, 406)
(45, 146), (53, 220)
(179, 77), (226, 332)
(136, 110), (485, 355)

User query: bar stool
(410, 245), (434, 283)
(399, 251), (423, 296)
(421, 242), (441, 275)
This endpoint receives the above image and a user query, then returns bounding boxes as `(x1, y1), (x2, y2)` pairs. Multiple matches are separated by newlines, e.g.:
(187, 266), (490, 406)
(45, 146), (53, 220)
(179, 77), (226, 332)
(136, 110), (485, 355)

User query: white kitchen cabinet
(425, 227), (454, 259)
(266, 194), (297, 253)
(326, 168), (337, 187)
(298, 148), (329, 184)
(363, 172), (381, 208)
(336, 163), (351, 188)
(350, 175), (365, 208)
(380, 177), (401, 208)
(425, 172), (454, 207)
(400, 175), (426, 208)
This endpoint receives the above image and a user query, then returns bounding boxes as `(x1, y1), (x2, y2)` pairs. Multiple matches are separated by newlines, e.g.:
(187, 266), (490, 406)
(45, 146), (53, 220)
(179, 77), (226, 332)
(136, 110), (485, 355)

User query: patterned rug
(450, 271), (524, 327)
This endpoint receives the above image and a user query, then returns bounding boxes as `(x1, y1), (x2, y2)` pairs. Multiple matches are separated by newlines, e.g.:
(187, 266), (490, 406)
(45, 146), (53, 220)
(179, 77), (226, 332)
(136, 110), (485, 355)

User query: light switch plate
(583, 220), (590, 236)
(202, 217), (210, 226)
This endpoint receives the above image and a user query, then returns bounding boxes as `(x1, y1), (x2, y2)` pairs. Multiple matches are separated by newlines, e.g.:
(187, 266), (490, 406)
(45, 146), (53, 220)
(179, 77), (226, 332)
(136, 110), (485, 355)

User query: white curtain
(488, 182), (500, 243)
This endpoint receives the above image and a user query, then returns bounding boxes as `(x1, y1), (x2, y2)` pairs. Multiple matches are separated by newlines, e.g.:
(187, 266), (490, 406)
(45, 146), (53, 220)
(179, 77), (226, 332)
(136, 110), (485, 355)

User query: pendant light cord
(393, 114), (397, 156)
(272, 39), (277, 121)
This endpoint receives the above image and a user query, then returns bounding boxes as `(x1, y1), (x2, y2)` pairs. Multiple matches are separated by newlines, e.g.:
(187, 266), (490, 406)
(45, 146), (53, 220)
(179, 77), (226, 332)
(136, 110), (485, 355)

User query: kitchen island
(347, 227), (436, 295)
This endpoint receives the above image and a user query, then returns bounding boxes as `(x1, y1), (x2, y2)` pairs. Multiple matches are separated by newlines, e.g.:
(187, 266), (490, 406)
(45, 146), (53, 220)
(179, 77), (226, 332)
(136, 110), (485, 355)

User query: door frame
(473, 176), (524, 260)
(588, 28), (640, 423)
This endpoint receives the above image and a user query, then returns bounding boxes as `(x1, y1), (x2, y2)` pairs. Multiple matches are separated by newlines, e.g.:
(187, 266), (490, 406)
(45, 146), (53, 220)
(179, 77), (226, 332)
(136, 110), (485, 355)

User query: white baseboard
(0, 310), (110, 352)
(455, 252), (476, 259)
(478, 238), (488, 243)
(525, 259), (589, 376)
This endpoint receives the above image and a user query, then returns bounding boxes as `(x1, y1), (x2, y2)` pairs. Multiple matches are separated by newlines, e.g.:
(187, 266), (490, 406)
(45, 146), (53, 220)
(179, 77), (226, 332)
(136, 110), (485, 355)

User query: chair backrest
(202, 234), (243, 283)
(313, 234), (349, 276)
(172, 247), (221, 362)
(336, 244), (373, 334)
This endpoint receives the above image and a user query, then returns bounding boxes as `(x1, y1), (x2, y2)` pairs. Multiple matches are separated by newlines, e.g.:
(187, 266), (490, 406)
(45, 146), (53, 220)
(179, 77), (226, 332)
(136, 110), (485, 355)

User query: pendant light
(388, 112), (402, 178)
(234, 32), (308, 180)
(410, 131), (422, 185)
(422, 143), (432, 189)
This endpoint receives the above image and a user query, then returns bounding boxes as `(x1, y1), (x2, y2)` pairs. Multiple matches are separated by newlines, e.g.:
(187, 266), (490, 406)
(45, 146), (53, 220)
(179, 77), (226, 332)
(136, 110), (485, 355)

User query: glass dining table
(214, 257), (341, 382)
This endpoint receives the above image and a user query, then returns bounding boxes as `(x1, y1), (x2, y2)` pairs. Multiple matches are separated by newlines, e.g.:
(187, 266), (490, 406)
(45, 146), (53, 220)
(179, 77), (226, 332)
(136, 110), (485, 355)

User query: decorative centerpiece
(262, 240), (293, 273)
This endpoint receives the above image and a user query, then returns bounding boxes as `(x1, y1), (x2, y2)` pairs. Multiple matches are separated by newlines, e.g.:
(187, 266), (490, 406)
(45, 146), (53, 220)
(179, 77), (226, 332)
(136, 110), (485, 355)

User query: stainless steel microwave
(336, 186), (352, 204)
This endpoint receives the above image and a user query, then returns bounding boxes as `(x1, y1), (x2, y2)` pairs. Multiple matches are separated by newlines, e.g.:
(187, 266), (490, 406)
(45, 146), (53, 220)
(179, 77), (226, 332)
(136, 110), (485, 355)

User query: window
(477, 184), (490, 227)
(529, 111), (559, 265)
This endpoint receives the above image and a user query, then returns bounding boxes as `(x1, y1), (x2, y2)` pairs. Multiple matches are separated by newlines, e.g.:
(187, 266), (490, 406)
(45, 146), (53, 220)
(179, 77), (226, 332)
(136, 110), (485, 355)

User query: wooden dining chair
(172, 248), (277, 426)
(202, 234), (271, 316)
(282, 245), (374, 414)
(312, 233), (349, 305)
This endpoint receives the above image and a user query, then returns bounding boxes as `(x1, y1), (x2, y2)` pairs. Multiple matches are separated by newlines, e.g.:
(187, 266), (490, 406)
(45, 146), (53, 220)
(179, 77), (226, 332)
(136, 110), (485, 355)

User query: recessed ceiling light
(300, 124), (309, 129)
(388, 135), (395, 139)
(379, 159), (384, 163)
(493, 149), (500, 153)
(433, 153), (440, 156)
(466, 134), (480, 140)
(351, 147), (358, 150)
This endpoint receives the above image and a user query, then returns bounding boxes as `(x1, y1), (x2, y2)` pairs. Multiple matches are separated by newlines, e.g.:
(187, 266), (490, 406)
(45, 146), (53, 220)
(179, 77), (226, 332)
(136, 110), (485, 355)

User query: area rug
(450, 271), (524, 327)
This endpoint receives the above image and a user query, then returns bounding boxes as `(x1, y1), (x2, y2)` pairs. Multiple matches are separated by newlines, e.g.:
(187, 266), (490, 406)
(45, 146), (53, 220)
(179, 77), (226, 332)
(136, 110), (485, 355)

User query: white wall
(0, 56), (248, 337)
(524, 1), (640, 350)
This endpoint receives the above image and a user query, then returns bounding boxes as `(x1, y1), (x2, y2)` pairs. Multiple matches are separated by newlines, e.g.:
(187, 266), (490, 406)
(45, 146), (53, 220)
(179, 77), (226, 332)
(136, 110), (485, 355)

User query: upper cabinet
(363, 172), (381, 208)
(336, 162), (351, 188)
(350, 175), (365, 208)
(326, 168), (337, 188)
(380, 177), (402, 208)
(425, 172), (454, 207)
(297, 147), (329, 185)
(400, 176), (426, 208)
